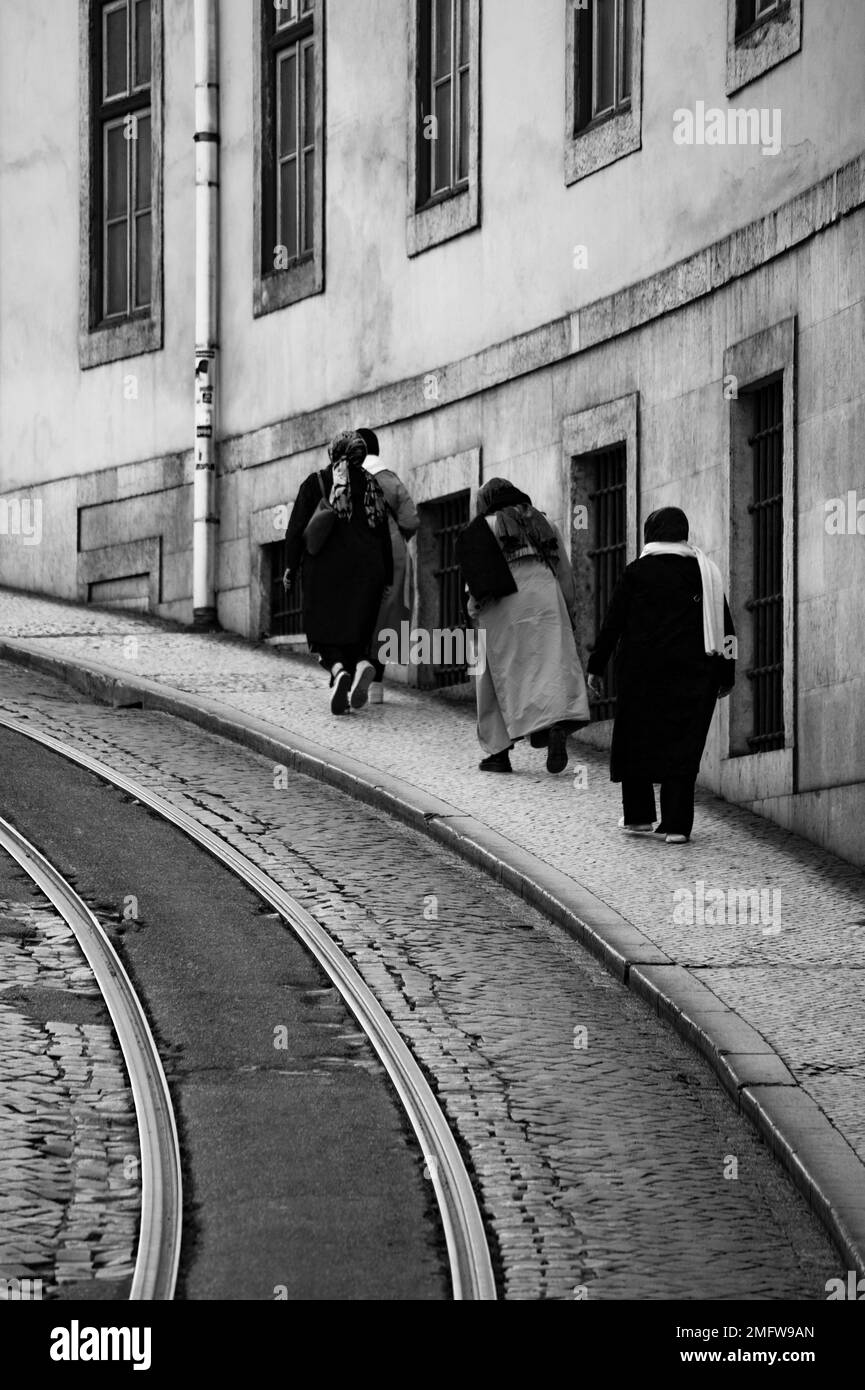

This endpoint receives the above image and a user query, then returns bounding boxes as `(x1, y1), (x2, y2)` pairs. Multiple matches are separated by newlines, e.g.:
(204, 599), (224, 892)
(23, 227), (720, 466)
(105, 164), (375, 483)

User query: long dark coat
(586, 555), (736, 783)
(284, 464), (393, 649)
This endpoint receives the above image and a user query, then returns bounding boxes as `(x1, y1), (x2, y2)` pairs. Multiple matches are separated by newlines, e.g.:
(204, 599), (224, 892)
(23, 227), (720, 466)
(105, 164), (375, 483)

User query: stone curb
(2, 634), (863, 1280)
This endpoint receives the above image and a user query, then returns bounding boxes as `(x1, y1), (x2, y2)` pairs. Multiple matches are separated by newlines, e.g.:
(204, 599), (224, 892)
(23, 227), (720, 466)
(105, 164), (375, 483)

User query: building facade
(1, 0), (864, 867)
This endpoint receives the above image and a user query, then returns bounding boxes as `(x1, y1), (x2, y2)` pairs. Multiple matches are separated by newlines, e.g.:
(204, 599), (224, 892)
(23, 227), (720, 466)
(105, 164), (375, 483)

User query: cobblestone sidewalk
(0, 590), (863, 1220)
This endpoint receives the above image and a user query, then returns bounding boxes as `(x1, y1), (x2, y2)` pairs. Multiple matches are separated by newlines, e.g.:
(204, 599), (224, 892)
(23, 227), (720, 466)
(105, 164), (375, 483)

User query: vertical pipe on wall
(192, 0), (220, 627)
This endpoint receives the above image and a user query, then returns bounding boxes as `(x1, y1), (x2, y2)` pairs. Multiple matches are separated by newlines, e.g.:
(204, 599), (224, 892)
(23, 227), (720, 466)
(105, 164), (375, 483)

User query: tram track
(0, 710), (497, 1302)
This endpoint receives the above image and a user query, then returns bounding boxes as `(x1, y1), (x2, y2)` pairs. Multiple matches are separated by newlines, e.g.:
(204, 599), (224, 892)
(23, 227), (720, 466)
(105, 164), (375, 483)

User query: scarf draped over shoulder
(328, 430), (387, 528)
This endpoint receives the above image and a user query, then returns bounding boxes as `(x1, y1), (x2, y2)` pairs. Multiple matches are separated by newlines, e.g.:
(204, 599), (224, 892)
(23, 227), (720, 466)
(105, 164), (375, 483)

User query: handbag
(303, 471), (337, 556)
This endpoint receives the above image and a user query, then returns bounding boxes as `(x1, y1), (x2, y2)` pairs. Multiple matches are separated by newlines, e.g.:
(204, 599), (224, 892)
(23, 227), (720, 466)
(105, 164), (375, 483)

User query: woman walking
(456, 477), (590, 774)
(586, 506), (736, 843)
(283, 430), (393, 715)
(357, 427), (420, 705)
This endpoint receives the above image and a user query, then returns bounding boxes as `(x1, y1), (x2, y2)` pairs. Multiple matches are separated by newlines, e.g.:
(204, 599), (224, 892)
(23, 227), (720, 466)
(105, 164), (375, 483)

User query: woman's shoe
(618, 817), (655, 834)
(479, 751), (512, 773)
(369, 682), (384, 705)
(330, 666), (352, 715)
(529, 730), (550, 749)
(546, 727), (569, 774)
(349, 660), (376, 709)
(665, 834), (690, 844)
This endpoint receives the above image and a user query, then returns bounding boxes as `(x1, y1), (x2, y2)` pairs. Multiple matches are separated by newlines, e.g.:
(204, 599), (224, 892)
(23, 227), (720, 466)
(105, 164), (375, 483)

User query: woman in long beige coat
(456, 478), (590, 774)
(359, 428), (420, 704)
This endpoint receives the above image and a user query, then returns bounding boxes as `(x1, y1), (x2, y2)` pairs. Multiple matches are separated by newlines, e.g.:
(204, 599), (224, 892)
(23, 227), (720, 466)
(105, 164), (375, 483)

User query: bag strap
(317, 470), (329, 502)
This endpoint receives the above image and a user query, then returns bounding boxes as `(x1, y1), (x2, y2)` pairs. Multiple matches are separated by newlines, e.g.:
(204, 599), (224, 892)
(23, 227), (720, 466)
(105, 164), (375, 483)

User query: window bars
(268, 540), (305, 637)
(587, 445), (627, 721)
(745, 377), (785, 752)
(431, 491), (471, 687)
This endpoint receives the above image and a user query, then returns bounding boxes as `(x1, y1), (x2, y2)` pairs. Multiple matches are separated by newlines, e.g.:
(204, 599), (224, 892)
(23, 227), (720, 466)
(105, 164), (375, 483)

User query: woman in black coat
(586, 507), (736, 842)
(283, 430), (393, 715)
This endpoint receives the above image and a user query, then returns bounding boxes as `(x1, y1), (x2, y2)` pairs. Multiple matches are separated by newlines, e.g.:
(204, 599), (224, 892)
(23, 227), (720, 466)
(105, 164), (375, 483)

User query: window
(254, 0), (325, 315)
(427, 491), (471, 687)
(266, 539), (305, 637)
(736, 0), (780, 38)
(97, 0), (152, 319)
(417, 0), (471, 205)
(726, 0), (801, 96)
(575, 0), (632, 132)
(743, 378), (785, 752)
(565, 0), (642, 186)
(576, 445), (628, 722)
(81, 0), (162, 367)
(407, 0), (480, 256)
(724, 318), (796, 798)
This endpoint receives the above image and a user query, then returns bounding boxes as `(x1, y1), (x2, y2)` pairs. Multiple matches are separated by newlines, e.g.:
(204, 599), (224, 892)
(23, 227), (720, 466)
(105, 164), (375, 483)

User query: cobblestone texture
(0, 593), (862, 1164)
(0, 867), (139, 1298)
(0, 660), (843, 1299)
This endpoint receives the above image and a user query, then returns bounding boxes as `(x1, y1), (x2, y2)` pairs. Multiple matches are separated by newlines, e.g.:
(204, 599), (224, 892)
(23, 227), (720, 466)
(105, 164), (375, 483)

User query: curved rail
(0, 813), (182, 1301)
(0, 711), (497, 1301)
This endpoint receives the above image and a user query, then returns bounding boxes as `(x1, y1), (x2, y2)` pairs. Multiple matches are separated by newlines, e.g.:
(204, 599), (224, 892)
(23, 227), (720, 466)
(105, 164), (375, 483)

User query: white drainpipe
(192, 0), (220, 627)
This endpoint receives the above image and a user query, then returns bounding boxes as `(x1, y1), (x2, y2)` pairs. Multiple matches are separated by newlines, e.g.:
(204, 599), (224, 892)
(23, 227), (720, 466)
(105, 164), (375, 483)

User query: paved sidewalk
(1, 588), (864, 1270)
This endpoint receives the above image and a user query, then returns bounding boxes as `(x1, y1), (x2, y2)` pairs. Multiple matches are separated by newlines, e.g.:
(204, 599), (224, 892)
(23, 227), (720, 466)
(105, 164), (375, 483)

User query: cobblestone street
(1, 590), (862, 1179)
(0, 655), (847, 1299)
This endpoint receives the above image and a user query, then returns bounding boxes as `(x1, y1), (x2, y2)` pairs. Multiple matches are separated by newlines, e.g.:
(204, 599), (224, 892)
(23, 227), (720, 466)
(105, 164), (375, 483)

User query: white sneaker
(330, 666), (352, 716)
(368, 681), (384, 705)
(618, 817), (655, 835)
(349, 660), (376, 710)
(665, 834), (689, 844)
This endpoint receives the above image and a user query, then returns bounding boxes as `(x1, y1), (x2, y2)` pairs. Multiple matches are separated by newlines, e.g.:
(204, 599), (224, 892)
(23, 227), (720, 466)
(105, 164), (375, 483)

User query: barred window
(736, 0), (780, 39)
(95, 0), (153, 321)
(575, 0), (632, 132)
(744, 377), (785, 752)
(266, 539), (305, 638)
(426, 491), (470, 687)
(417, 0), (471, 205)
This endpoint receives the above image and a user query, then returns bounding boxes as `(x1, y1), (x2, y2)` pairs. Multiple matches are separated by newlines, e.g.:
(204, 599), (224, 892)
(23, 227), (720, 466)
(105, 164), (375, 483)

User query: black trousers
(621, 777), (696, 837)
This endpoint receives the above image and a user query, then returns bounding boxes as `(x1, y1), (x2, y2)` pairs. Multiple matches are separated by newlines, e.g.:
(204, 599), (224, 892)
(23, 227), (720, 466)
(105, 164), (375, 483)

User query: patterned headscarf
(328, 430), (386, 528)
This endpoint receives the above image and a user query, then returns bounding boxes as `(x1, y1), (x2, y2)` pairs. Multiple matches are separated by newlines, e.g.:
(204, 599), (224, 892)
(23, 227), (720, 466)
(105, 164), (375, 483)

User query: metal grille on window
(99, 0), (152, 321)
(431, 491), (470, 688)
(267, 540), (305, 638)
(419, 0), (470, 204)
(587, 446), (627, 722)
(745, 378), (784, 752)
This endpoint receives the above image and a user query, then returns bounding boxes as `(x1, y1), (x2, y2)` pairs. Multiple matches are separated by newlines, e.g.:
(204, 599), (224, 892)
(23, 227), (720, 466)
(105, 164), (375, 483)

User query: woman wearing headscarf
(357, 427), (420, 705)
(283, 430), (393, 715)
(585, 506), (736, 843)
(456, 478), (590, 774)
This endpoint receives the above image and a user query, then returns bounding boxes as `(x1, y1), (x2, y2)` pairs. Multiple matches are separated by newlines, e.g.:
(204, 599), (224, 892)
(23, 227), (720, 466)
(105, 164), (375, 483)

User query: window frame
(565, 0), (643, 187)
(253, 0), (326, 317)
(79, 0), (164, 369)
(563, 394), (640, 730)
(726, 0), (801, 96)
(722, 318), (798, 801)
(407, 0), (481, 258)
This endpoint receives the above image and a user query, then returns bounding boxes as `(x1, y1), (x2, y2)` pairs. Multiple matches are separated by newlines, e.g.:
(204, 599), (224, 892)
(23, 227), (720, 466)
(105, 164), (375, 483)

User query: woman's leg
(621, 780), (657, 827)
(658, 777), (696, 838)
